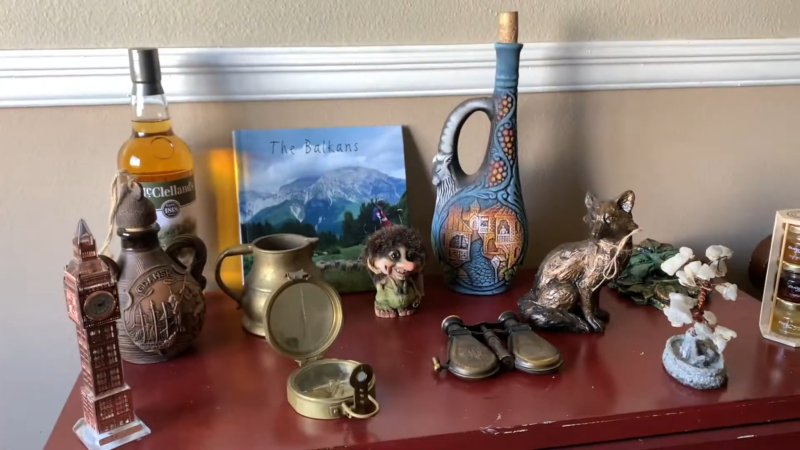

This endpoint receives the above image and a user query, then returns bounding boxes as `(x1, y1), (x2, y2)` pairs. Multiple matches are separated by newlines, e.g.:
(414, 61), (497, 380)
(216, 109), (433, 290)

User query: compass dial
(84, 291), (116, 321)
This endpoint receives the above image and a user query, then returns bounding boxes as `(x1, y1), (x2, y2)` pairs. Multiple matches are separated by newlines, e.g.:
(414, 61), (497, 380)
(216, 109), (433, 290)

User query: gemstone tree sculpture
(660, 245), (739, 390)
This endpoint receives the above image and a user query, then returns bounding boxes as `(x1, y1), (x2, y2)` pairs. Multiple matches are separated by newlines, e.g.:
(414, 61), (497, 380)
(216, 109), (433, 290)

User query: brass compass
(263, 271), (378, 420)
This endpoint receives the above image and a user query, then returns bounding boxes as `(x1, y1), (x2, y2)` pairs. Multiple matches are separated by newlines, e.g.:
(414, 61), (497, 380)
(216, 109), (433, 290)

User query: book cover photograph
(233, 125), (410, 293)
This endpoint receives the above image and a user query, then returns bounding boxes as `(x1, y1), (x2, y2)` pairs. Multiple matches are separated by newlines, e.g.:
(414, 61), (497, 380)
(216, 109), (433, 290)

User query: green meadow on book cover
(233, 125), (410, 293)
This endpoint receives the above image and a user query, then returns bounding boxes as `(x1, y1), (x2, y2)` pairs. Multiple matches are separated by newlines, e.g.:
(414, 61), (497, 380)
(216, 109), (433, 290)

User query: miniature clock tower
(64, 220), (150, 449)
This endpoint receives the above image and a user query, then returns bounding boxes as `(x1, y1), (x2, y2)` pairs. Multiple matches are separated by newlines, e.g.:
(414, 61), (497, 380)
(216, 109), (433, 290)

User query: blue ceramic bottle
(431, 12), (527, 295)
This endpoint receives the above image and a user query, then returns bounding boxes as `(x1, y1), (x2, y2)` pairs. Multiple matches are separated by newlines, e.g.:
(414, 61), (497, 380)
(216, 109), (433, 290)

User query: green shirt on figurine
(374, 277), (422, 312)
(362, 225), (426, 318)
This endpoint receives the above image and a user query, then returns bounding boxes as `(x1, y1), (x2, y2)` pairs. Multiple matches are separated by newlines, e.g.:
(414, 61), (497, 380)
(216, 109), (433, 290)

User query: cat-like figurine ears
(616, 190), (635, 214)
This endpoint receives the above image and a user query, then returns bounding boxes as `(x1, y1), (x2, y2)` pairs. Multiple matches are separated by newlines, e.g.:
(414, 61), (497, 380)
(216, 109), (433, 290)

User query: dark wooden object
(46, 271), (800, 449)
(749, 234), (772, 297)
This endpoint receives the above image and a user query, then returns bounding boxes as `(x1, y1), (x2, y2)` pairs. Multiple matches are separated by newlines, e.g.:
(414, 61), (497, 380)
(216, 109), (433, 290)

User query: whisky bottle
(118, 48), (198, 249)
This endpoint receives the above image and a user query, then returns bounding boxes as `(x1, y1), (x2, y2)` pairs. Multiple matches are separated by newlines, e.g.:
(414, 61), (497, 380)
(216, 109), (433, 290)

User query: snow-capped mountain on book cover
(233, 125), (410, 293)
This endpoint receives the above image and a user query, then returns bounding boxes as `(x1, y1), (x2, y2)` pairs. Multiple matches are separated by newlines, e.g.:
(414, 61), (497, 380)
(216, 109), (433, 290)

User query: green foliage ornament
(609, 238), (698, 310)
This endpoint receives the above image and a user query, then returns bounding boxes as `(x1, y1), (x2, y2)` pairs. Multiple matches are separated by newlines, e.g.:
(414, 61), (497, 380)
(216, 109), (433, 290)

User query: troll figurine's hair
(361, 226), (425, 263)
(361, 226), (426, 291)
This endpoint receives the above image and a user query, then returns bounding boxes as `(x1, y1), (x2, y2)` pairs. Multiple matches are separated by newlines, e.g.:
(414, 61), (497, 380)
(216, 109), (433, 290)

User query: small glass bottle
(772, 297), (800, 338)
(782, 225), (800, 265)
(118, 48), (198, 251)
(777, 262), (800, 302)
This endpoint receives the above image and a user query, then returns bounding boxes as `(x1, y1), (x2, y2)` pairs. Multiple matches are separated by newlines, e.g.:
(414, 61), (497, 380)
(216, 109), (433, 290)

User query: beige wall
(3, 0), (800, 49)
(1, 86), (798, 448)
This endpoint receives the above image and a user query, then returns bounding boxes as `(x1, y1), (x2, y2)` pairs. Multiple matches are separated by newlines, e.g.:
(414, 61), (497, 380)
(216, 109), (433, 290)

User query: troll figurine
(362, 225), (426, 318)
(519, 190), (639, 333)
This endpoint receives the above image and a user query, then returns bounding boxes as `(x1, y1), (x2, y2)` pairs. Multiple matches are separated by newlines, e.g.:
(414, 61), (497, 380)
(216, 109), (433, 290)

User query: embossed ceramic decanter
(431, 11), (528, 295)
(110, 176), (207, 364)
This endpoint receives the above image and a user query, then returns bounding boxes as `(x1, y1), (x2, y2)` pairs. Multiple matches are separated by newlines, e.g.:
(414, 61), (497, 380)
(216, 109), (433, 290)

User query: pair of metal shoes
(432, 311), (563, 380)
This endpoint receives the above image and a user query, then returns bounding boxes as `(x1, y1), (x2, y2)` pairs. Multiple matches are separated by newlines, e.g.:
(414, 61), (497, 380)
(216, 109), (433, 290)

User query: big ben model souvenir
(64, 220), (150, 449)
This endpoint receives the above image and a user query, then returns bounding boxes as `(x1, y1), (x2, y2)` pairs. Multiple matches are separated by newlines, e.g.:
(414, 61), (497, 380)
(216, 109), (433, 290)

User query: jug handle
(436, 97), (495, 181)
(166, 235), (208, 290)
(98, 254), (120, 279)
(214, 243), (253, 308)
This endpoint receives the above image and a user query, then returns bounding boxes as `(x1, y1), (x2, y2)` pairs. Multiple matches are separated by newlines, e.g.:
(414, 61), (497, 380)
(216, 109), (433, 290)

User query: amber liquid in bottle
(118, 49), (198, 249)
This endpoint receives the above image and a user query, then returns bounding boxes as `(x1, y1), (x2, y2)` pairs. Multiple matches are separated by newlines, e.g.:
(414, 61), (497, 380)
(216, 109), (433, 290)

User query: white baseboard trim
(3, 39), (800, 107)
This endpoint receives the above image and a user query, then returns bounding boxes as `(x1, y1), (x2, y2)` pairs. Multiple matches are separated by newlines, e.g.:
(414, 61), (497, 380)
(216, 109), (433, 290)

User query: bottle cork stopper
(498, 11), (518, 43)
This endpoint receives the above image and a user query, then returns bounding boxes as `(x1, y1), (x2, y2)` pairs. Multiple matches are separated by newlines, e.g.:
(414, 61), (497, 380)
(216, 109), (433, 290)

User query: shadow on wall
(191, 66), (253, 289)
(520, 27), (594, 269)
(520, 88), (592, 267)
(402, 126), (438, 272)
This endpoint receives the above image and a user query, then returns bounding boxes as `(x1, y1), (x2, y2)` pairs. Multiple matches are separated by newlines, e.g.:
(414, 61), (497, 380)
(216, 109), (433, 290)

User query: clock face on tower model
(84, 291), (116, 321)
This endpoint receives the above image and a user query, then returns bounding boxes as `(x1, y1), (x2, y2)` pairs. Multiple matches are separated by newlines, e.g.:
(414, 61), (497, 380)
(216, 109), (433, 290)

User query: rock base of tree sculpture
(662, 334), (727, 390)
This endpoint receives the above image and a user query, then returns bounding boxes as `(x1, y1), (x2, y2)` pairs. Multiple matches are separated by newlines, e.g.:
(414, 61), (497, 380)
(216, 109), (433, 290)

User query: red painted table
(45, 271), (800, 449)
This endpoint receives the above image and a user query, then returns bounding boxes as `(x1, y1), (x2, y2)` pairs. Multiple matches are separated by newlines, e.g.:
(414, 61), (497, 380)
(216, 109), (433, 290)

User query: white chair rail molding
(3, 38), (800, 107)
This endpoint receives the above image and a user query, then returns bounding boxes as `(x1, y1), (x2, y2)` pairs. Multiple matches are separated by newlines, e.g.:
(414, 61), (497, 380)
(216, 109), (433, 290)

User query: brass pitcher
(215, 234), (323, 336)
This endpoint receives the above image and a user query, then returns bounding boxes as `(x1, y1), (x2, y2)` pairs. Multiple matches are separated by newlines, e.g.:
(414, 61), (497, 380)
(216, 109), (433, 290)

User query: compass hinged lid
(263, 271), (343, 365)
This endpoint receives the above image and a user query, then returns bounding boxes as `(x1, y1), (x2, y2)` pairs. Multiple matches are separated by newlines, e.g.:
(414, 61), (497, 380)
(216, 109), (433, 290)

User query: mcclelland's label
(140, 177), (196, 210)
(140, 174), (198, 245)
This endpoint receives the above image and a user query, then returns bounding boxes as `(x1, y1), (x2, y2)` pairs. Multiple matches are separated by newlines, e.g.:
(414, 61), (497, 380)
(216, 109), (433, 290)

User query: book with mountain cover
(233, 125), (410, 293)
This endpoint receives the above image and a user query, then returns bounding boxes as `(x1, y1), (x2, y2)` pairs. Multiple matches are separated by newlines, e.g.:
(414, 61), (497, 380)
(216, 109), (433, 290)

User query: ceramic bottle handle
(214, 243), (253, 307)
(166, 235), (208, 290)
(437, 97), (495, 179)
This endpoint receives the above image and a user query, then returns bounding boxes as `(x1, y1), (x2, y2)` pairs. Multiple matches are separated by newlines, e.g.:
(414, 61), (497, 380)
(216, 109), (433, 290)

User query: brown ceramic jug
(113, 180), (207, 364)
(215, 234), (323, 336)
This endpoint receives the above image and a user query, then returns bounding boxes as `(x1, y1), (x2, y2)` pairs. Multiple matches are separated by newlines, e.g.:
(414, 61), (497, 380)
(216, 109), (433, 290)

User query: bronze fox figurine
(518, 190), (638, 333)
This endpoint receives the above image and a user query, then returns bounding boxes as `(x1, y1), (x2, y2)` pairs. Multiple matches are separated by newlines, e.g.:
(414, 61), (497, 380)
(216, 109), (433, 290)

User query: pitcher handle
(166, 235), (208, 290)
(214, 244), (253, 307)
(435, 97), (495, 181)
